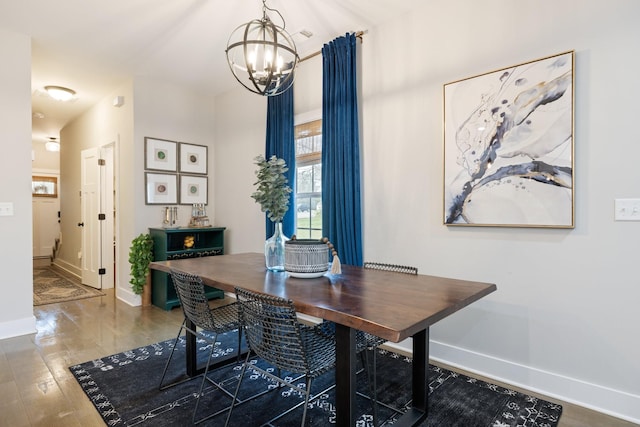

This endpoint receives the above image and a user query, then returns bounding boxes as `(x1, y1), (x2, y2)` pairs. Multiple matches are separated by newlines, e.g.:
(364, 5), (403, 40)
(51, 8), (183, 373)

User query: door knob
(77, 222), (84, 227)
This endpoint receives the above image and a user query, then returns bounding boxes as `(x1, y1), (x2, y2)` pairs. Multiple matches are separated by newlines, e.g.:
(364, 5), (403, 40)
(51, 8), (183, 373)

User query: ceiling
(0, 0), (422, 146)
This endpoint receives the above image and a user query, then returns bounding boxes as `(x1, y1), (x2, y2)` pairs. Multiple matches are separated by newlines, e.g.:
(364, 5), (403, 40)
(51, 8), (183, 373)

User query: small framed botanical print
(145, 172), (178, 205)
(179, 142), (207, 175)
(145, 137), (177, 172)
(179, 174), (208, 204)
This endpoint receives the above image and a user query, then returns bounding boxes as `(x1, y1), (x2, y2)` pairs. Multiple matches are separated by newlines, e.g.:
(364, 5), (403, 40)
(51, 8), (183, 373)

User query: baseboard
(289, 323), (640, 423)
(405, 339), (639, 425)
(52, 259), (81, 278)
(116, 286), (142, 307)
(0, 315), (36, 340)
(33, 256), (51, 268)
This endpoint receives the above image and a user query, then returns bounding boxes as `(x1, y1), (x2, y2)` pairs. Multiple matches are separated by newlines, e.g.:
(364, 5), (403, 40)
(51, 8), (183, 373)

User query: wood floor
(0, 285), (636, 426)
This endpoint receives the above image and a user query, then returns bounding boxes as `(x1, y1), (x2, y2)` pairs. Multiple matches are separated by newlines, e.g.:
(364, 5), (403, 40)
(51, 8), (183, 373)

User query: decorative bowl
(285, 239), (329, 278)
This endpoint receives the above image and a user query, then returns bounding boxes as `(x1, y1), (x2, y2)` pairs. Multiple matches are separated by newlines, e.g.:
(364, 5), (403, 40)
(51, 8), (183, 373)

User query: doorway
(32, 173), (60, 266)
(32, 141), (62, 268)
(80, 143), (116, 289)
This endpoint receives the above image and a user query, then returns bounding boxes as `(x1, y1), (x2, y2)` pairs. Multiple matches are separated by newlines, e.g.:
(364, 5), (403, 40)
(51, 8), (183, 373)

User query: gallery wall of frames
(143, 137), (208, 205)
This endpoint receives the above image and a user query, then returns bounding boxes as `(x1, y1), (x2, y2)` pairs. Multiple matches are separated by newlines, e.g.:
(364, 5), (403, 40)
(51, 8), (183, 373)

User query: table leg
(412, 328), (429, 414)
(392, 328), (430, 427)
(334, 323), (356, 427)
(185, 318), (197, 376)
(183, 318), (245, 378)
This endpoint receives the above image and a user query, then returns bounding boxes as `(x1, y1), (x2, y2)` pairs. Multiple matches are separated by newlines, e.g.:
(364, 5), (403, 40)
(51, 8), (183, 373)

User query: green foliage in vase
(128, 233), (154, 295)
(251, 154), (292, 223)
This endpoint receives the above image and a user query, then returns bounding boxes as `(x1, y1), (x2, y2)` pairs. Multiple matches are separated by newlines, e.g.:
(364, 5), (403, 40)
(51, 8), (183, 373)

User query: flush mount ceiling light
(45, 137), (60, 152)
(225, 0), (299, 96)
(44, 85), (76, 102)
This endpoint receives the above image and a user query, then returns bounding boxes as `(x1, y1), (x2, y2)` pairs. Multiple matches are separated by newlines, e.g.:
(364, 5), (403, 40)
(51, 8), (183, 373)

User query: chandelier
(225, 0), (299, 96)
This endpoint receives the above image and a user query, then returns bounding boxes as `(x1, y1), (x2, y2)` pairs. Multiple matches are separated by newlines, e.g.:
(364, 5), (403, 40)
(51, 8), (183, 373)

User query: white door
(100, 144), (115, 289)
(80, 145), (116, 289)
(80, 148), (101, 288)
(32, 194), (60, 258)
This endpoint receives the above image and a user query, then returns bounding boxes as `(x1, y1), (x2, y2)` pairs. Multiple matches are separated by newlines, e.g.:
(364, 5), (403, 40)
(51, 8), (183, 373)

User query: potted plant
(251, 154), (292, 271)
(128, 233), (154, 303)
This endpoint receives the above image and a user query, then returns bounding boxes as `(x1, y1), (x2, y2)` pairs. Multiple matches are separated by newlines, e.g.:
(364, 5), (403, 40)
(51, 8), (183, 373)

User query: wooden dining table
(149, 252), (497, 426)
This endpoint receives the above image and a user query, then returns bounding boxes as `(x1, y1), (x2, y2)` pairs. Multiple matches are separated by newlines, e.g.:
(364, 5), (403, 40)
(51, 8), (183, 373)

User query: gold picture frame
(443, 51), (575, 228)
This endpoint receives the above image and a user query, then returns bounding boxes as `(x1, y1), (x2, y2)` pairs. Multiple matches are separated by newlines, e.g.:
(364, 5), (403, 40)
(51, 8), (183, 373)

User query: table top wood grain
(150, 252), (497, 343)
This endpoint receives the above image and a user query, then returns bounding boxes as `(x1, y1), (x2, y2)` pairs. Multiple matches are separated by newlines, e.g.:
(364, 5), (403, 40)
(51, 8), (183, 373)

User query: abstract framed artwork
(179, 174), (208, 205)
(443, 51), (574, 228)
(145, 173), (178, 205)
(179, 142), (207, 175)
(145, 137), (177, 172)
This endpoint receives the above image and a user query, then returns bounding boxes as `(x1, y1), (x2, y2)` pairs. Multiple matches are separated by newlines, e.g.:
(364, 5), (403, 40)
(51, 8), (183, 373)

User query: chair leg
(193, 334), (218, 425)
(300, 376), (313, 427)
(224, 351), (252, 427)
(236, 326), (243, 362)
(158, 319), (186, 390)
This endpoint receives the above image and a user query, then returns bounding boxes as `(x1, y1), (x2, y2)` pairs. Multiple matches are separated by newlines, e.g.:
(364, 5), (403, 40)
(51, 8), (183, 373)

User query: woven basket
(284, 239), (329, 274)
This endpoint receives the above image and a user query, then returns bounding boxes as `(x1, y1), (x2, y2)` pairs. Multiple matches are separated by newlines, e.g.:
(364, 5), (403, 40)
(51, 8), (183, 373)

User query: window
(32, 176), (58, 198)
(295, 119), (322, 239)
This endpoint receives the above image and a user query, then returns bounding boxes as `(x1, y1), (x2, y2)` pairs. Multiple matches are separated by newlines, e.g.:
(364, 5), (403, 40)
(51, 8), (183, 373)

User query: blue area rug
(69, 331), (562, 426)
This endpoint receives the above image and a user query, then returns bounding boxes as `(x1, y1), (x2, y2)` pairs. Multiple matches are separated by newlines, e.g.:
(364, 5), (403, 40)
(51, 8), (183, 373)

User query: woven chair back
(235, 287), (310, 374)
(170, 270), (218, 331)
(364, 262), (418, 275)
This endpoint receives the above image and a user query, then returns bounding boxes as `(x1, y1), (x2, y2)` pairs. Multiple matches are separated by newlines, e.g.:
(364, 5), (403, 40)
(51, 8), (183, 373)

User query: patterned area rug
(33, 266), (105, 306)
(69, 331), (563, 426)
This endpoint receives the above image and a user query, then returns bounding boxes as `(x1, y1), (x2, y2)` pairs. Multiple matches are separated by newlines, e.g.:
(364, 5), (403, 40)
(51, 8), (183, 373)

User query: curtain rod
(299, 30), (366, 63)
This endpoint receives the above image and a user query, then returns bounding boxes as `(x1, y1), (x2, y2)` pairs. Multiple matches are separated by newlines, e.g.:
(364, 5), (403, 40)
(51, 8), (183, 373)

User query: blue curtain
(321, 33), (363, 266)
(265, 85), (296, 238)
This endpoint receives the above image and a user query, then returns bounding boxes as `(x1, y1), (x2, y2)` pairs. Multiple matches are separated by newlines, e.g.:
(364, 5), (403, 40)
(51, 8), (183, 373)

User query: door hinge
(98, 158), (106, 166)
(98, 268), (106, 275)
(98, 213), (106, 220)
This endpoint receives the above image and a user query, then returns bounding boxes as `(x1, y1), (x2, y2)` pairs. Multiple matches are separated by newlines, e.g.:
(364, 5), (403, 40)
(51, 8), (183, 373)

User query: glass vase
(264, 222), (289, 272)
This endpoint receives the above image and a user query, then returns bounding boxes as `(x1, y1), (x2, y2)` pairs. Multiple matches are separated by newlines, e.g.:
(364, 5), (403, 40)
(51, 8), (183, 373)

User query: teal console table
(149, 227), (226, 310)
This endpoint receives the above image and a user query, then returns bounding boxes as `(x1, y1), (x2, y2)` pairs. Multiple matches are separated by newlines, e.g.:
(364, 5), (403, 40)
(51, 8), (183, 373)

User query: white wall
(0, 28), (35, 338)
(213, 88), (268, 254)
(32, 141), (60, 171)
(213, 0), (640, 423)
(58, 81), (134, 278)
(213, 56), (324, 254)
(362, 1), (639, 422)
(123, 77), (216, 304)
(56, 77), (215, 305)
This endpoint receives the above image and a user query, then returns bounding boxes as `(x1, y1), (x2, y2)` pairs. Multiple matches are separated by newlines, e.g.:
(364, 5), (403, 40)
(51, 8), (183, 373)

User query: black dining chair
(321, 261), (418, 426)
(159, 269), (242, 425)
(225, 287), (336, 427)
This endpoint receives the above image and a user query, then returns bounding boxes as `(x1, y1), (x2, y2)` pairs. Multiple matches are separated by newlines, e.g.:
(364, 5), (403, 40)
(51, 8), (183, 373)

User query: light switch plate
(0, 202), (14, 216)
(614, 199), (640, 221)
